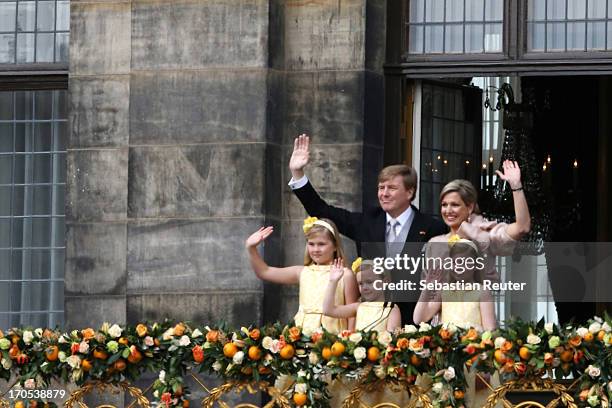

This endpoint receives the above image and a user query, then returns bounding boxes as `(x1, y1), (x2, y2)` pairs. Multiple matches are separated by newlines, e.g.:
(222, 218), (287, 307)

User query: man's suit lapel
(374, 210), (386, 242)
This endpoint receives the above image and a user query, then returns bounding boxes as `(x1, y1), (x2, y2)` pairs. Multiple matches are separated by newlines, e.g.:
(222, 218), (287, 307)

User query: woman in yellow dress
(245, 217), (359, 334)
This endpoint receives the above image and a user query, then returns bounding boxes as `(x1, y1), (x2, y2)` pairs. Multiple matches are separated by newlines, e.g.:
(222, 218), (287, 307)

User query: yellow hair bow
(302, 216), (319, 234)
(351, 257), (362, 274)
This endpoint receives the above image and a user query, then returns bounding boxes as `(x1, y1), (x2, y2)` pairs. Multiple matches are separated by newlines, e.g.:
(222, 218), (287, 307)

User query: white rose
(404, 325), (417, 334)
(527, 334), (541, 345)
(66, 355), (81, 369)
(374, 365), (386, 379)
(78, 341), (89, 354)
(416, 348), (431, 358)
(432, 382), (444, 394)
(494, 337), (507, 349)
(212, 361), (222, 372)
(108, 324), (122, 339)
(144, 336), (154, 347)
(191, 329), (202, 338)
(588, 322), (601, 334)
(153, 390), (159, 398)
(443, 323), (458, 335)
(262, 336), (274, 350)
(587, 365), (601, 378)
(58, 335), (67, 344)
(23, 331), (34, 344)
(353, 347), (366, 363)
(302, 326), (313, 337)
(162, 328), (175, 341)
(295, 383), (308, 394)
(233, 351), (244, 364)
(602, 322), (611, 333)
(158, 370), (166, 384)
(24, 379), (35, 389)
(577, 327), (589, 338)
(58, 351), (67, 363)
(297, 370), (307, 378)
(1, 358), (12, 370)
(269, 340), (281, 354)
(34, 328), (43, 338)
(544, 323), (554, 334)
(349, 333), (362, 344)
(309, 352), (319, 365)
(443, 367), (455, 381)
(594, 316), (603, 324)
(179, 335), (190, 347)
(71, 369), (83, 383)
(378, 331), (393, 346)
(419, 322), (432, 332)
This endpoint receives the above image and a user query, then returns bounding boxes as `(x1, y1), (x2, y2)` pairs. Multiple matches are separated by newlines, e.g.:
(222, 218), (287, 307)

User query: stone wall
(66, 0), (386, 339)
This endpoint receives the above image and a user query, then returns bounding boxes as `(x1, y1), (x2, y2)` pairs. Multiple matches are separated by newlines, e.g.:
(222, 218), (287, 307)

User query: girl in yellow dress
(322, 258), (401, 332)
(245, 217), (359, 334)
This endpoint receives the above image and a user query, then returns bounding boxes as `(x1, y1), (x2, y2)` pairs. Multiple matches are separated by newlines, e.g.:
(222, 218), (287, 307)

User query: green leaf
(122, 348), (131, 359)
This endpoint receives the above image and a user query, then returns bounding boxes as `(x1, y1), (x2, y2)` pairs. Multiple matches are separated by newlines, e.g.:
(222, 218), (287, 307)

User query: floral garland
(0, 316), (611, 408)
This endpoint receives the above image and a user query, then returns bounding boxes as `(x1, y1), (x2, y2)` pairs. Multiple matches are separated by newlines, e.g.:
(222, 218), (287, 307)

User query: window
(0, 89), (67, 329)
(527, 0), (612, 52)
(407, 0), (505, 54)
(0, 0), (70, 64)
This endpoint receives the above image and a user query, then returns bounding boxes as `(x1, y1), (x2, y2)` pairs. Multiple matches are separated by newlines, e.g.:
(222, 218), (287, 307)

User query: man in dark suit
(288, 134), (448, 325)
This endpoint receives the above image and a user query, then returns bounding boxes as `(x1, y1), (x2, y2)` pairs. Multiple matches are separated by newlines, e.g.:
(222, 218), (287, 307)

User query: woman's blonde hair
(303, 218), (346, 266)
(439, 179), (480, 214)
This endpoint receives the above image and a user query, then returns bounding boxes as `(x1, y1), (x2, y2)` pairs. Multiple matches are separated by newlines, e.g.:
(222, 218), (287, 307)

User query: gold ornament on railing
(483, 376), (579, 408)
(63, 381), (150, 408)
(200, 380), (292, 408)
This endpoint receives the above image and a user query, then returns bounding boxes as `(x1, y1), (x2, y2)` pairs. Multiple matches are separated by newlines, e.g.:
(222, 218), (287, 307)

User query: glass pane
(547, 0), (566, 20)
(0, 2), (16, 31)
(15, 123), (33, 153)
(0, 92), (13, 120)
(485, 0), (503, 21)
(0, 186), (11, 216)
(445, 24), (463, 53)
(53, 91), (68, 120)
(37, 1), (55, 31)
(13, 154), (27, 184)
(608, 22), (612, 49)
(36, 33), (54, 62)
(31, 217), (51, 247)
(568, 0), (586, 19)
(54, 153), (66, 181)
(547, 23), (566, 51)
(0, 33), (16, 63)
(0, 156), (11, 184)
(588, 0), (607, 19)
(466, 0), (484, 21)
(11, 217), (28, 248)
(466, 23), (483, 52)
(587, 22), (606, 49)
(446, 0), (463, 22)
(55, 32), (68, 63)
(33, 154), (52, 183)
(425, 25), (444, 53)
(16, 32), (34, 63)
(409, 0), (425, 22)
(409, 25), (424, 53)
(425, 0), (444, 22)
(17, 1), (35, 31)
(56, 1), (70, 31)
(35, 91), (53, 120)
(529, 0), (546, 20)
(0, 124), (13, 152)
(53, 185), (64, 215)
(0, 219), (10, 247)
(30, 249), (50, 279)
(567, 22), (586, 50)
(12, 186), (26, 216)
(52, 218), (64, 247)
(15, 91), (33, 121)
(53, 122), (67, 151)
(484, 23), (502, 52)
(33, 186), (51, 215)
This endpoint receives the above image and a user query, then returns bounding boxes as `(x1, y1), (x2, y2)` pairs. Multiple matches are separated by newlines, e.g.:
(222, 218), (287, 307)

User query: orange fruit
(367, 347), (380, 362)
(127, 348), (143, 364)
(8, 344), (20, 359)
(114, 358), (126, 371)
(293, 393), (308, 406)
(45, 345), (59, 362)
(494, 350), (507, 364)
(560, 349), (574, 363)
(410, 354), (422, 366)
(321, 347), (332, 360)
(182, 400), (190, 408)
(93, 348), (108, 360)
(248, 346), (262, 361)
(14, 401), (25, 408)
(223, 342), (238, 358)
(454, 390), (465, 400)
(280, 344), (295, 360)
(331, 342), (345, 357)
(597, 330), (606, 341)
(81, 359), (92, 372)
(118, 337), (129, 345)
(583, 332), (594, 342)
(519, 346), (531, 361)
